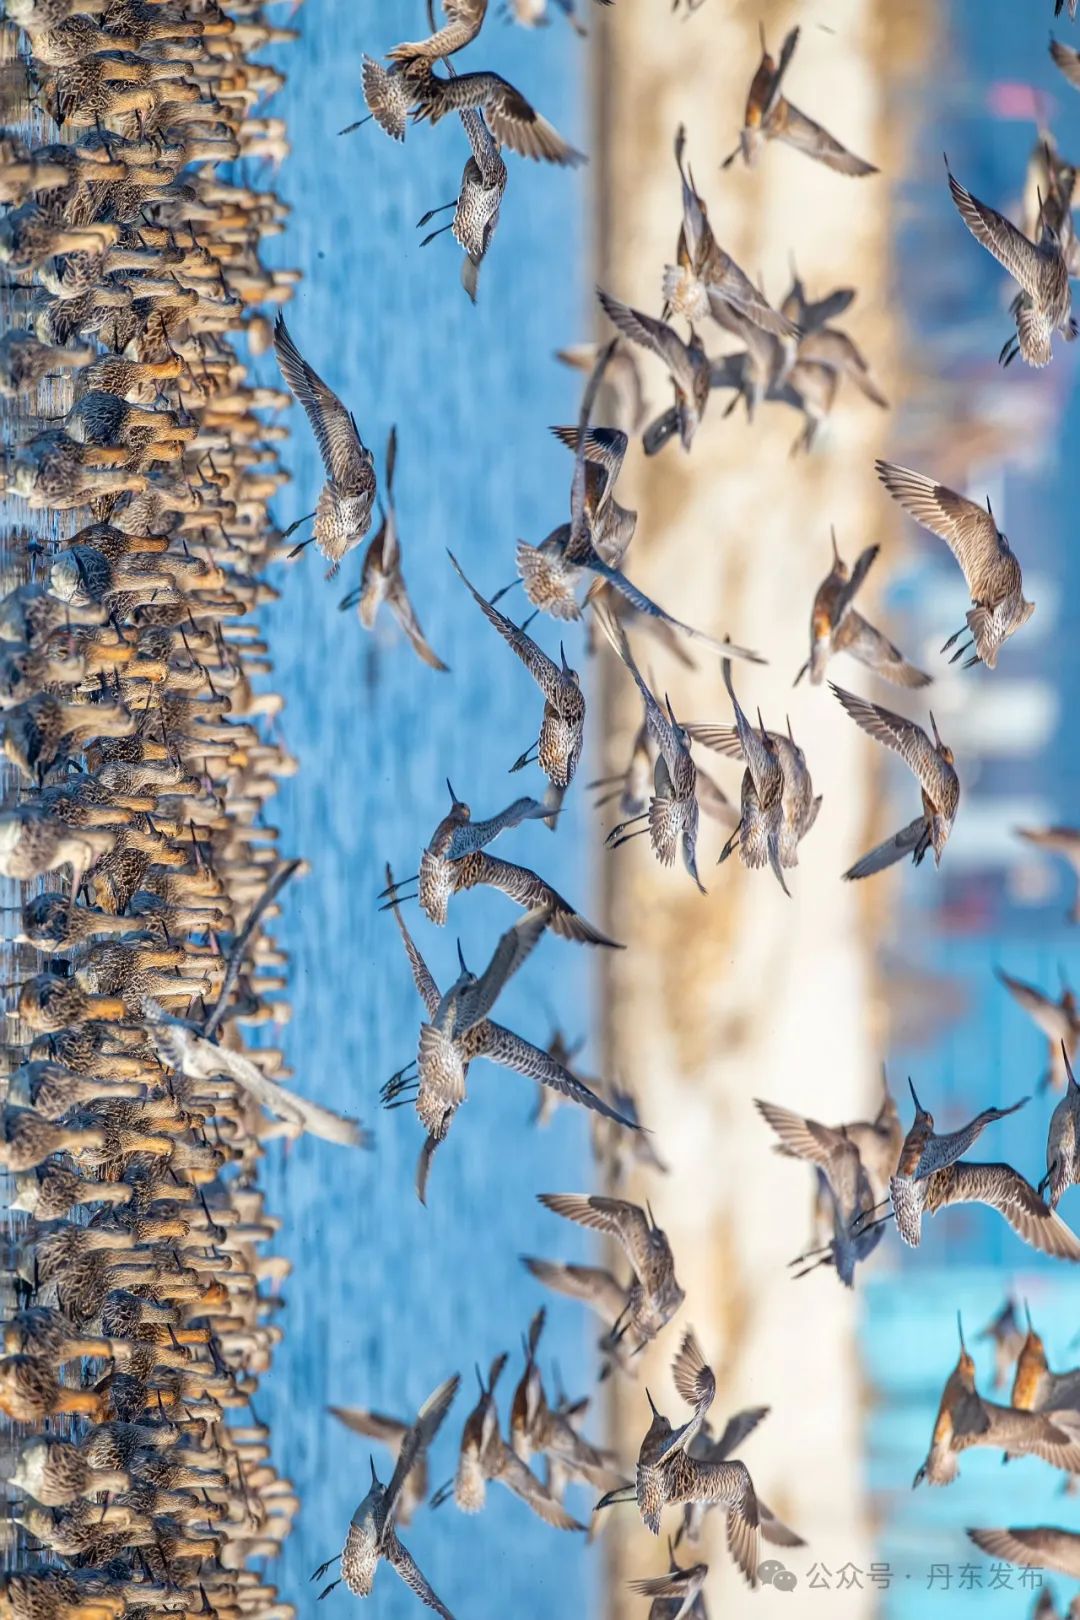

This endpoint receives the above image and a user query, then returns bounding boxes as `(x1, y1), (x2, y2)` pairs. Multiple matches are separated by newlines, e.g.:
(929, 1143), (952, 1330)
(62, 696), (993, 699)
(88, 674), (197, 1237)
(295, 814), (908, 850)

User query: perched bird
(380, 780), (618, 945)
(695, 663), (820, 896)
(272, 312), (376, 578)
(595, 607), (706, 892)
(793, 532), (929, 688)
(876, 459), (1034, 668)
(946, 161), (1076, 368)
(338, 427), (448, 671)
(312, 1373), (460, 1615)
(756, 1099), (884, 1285)
(1017, 827), (1080, 923)
(831, 686), (959, 878)
(448, 552), (585, 789)
(537, 1193), (684, 1351)
(725, 25), (877, 177)
(977, 1299), (1026, 1392)
(1042, 1047), (1080, 1209)
(996, 966), (1080, 1092)
(888, 1078), (1028, 1247)
(597, 1334), (760, 1586)
(915, 1315), (1080, 1485)
(435, 1354), (585, 1529)
(383, 878), (634, 1201)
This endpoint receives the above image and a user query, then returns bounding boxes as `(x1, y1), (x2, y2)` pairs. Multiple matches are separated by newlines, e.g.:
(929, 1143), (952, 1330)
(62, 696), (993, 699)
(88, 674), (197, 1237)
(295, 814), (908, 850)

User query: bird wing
(476, 74), (584, 166)
(836, 610), (931, 688)
(597, 288), (693, 389)
(947, 170), (1043, 296)
(448, 550), (564, 699)
(843, 815), (928, 881)
(537, 1192), (653, 1276)
(480, 1026), (637, 1125)
(491, 1441), (585, 1529)
(829, 684), (949, 802)
(967, 1526), (1080, 1579)
(384, 1530), (457, 1620)
(588, 561), (764, 664)
(460, 855), (619, 948)
(930, 1162), (1080, 1260)
(759, 1498), (807, 1547)
(550, 425), (628, 506)
(386, 575), (449, 672)
(754, 1099), (847, 1169)
(386, 1374), (461, 1527)
(444, 799), (548, 858)
(1017, 826), (1080, 860)
(671, 1329), (716, 1420)
(387, 0), (487, 62)
(520, 1257), (627, 1325)
(681, 723), (743, 761)
(771, 98), (877, 175)
(722, 659), (781, 807)
(592, 604), (681, 772)
(704, 247), (799, 339)
(995, 968), (1072, 1040)
(328, 1407), (407, 1446)
(920, 1097), (1028, 1176)
(709, 1405), (770, 1459)
(455, 907), (549, 1032)
(875, 460), (1008, 599)
(1051, 37), (1080, 91)
(385, 866), (441, 1019)
(273, 314), (368, 490)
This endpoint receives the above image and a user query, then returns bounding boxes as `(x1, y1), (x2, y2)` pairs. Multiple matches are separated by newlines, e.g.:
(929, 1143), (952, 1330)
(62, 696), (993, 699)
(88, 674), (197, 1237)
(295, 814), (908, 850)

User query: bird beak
(830, 526), (840, 566)
(929, 710), (942, 749)
(957, 1311), (966, 1353)
(446, 777), (457, 804)
(908, 1077), (923, 1113)
(646, 1388), (659, 1418)
(475, 1362), (485, 1396)
(457, 939), (467, 974)
(369, 1455), (377, 1485)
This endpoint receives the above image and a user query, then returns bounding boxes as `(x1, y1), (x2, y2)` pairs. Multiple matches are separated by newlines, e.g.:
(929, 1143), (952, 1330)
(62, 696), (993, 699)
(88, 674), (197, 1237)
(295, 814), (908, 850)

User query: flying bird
(724, 25), (877, 177)
(793, 531), (929, 688)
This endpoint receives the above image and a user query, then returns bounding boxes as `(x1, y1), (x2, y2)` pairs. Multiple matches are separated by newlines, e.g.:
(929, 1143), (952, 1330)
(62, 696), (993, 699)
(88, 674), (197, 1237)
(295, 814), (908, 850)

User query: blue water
(868, 1), (1080, 1613)
(247, 8), (602, 1615)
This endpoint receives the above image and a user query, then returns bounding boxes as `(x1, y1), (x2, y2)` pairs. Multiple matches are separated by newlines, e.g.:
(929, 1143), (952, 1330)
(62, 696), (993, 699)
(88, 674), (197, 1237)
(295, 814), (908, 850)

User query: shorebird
(329, 1400), (439, 1527)
(672, 1407), (803, 1552)
(831, 686), (959, 878)
(916, 1315), (1080, 1485)
(1012, 1304), (1080, 1413)
(380, 781), (618, 945)
(383, 878), (634, 1201)
(519, 1253), (636, 1375)
(876, 459), (1035, 667)
(417, 109), (507, 302)
(434, 1354), (585, 1529)
(693, 662), (820, 895)
(409, 65), (585, 166)
(756, 1099), (884, 1285)
(537, 1193), (684, 1351)
(996, 966), (1080, 1092)
(662, 127), (797, 342)
(888, 1078), (1028, 1246)
(967, 1526), (1080, 1581)
(509, 1309), (625, 1492)
(338, 427), (448, 671)
(596, 1333), (760, 1586)
(598, 289), (711, 452)
(594, 607), (706, 892)
(912, 1160), (1080, 1258)
(1042, 1047), (1080, 1209)
(311, 1373), (460, 1615)
(978, 1298), (1026, 1391)
(793, 531), (929, 688)
(629, 1548), (709, 1620)
(448, 552), (585, 788)
(0, 332), (95, 398)
(1017, 827), (1080, 923)
(724, 25), (877, 177)
(382, 0), (488, 67)
(946, 160), (1076, 367)
(272, 312), (376, 578)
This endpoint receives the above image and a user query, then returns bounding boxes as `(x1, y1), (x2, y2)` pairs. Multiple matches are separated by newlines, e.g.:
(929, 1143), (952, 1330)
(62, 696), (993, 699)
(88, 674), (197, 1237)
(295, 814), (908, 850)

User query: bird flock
(6, 0), (1080, 1617)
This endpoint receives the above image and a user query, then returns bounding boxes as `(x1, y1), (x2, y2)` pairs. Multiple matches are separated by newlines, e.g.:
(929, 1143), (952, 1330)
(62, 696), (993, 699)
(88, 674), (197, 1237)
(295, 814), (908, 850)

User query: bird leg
(310, 1556), (340, 1584)
(378, 872), (419, 900)
(605, 811), (648, 847)
(429, 1478), (454, 1509)
(851, 1196), (891, 1230)
(417, 201), (456, 228)
(716, 826), (740, 865)
(999, 334), (1020, 368)
(510, 743), (539, 772)
(488, 578), (521, 605)
(281, 510), (315, 541)
(339, 114), (373, 135)
(790, 1254), (835, 1281)
(380, 1064), (418, 1105)
(419, 222), (455, 248)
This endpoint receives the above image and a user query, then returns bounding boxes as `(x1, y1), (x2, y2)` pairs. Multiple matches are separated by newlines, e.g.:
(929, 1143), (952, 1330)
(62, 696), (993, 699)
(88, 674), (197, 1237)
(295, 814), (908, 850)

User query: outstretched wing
(273, 314), (368, 488)
(930, 1162), (1080, 1260)
(967, 1526), (1080, 1579)
(387, 575), (449, 672)
(460, 854), (620, 947)
(455, 908), (549, 1032)
(384, 1530), (457, 1619)
(493, 1441), (586, 1529)
(328, 1406), (406, 1446)
(537, 1192), (653, 1277)
(385, 865), (441, 1018)
(598, 287), (692, 388)
(837, 610), (931, 688)
(386, 1374), (461, 1526)
(448, 550), (563, 698)
(947, 169), (1043, 296)
(445, 798), (548, 859)
(842, 816), (927, 881)
(875, 460), (1010, 600)
(995, 968), (1072, 1041)
(754, 1098), (846, 1168)
(589, 561), (765, 664)
(830, 684), (950, 804)
(520, 1256), (628, 1325)
(480, 1025), (637, 1126)
(477, 74), (585, 166)
(773, 98), (877, 175)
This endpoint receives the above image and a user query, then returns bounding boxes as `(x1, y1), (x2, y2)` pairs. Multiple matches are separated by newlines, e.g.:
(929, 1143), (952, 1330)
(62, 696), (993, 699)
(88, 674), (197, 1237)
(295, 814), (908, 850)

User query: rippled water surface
(252, 6), (603, 1615)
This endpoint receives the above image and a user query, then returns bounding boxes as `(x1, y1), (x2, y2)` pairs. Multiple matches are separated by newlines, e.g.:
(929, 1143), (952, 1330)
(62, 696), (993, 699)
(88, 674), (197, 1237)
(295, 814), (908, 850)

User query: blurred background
(250, 0), (1080, 1616)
